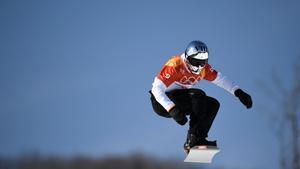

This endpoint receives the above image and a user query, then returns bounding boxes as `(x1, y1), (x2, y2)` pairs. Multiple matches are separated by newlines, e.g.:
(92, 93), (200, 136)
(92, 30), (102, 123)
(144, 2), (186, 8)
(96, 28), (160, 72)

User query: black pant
(149, 88), (220, 138)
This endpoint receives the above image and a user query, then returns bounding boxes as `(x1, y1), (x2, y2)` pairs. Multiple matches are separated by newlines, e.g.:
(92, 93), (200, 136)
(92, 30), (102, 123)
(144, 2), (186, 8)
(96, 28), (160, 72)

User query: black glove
(169, 106), (188, 126)
(234, 89), (253, 109)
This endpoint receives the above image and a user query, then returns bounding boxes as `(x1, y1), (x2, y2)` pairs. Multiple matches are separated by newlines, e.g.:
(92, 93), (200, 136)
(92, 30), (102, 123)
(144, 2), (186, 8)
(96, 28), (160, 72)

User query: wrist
(234, 89), (243, 97)
(169, 106), (179, 117)
(167, 105), (176, 113)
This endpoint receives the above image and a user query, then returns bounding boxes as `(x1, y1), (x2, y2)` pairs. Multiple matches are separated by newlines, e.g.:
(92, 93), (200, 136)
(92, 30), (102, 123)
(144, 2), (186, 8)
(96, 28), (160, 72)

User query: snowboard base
(184, 145), (220, 163)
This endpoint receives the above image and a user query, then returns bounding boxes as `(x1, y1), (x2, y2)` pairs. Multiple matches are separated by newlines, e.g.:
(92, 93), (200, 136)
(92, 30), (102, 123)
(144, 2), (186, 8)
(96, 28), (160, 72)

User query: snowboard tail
(184, 145), (220, 163)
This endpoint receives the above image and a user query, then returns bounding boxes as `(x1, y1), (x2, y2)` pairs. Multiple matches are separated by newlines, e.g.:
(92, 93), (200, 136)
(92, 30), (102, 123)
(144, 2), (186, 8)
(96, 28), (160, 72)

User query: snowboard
(184, 145), (220, 163)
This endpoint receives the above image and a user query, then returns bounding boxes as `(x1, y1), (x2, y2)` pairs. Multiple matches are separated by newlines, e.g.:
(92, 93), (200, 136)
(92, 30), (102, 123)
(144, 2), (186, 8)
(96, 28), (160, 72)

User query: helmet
(184, 40), (209, 74)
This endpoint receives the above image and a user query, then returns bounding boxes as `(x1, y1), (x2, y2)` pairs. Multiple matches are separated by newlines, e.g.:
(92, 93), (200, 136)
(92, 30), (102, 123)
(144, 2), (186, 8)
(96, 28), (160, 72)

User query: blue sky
(1, 0), (300, 169)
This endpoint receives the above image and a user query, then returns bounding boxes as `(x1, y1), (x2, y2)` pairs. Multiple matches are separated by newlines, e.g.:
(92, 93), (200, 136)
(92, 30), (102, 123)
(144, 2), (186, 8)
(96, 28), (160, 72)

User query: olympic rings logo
(179, 76), (202, 85)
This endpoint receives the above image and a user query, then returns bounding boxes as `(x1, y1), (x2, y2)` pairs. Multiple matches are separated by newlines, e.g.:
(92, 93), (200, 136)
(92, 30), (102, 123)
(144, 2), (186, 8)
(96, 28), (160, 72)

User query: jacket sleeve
(151, 65), (178, 112)
(204, 64), (239, 95)
(211, 72), (240, 95)
(151, 77), (175, 112)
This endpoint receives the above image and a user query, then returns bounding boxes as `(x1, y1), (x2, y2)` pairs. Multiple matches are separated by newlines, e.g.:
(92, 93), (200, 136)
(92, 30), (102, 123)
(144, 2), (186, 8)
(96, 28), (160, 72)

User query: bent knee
(188, 88), (206, 98)
(207, 97), (220, 111)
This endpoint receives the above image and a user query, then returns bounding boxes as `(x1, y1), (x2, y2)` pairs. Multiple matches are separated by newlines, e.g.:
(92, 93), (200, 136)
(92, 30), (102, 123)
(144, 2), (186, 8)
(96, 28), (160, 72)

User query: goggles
(187, 57), (208, 67)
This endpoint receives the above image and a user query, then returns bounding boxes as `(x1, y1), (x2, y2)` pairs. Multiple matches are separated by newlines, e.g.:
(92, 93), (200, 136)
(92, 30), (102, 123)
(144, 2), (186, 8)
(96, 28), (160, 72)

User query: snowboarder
(149, 40), (252, 153)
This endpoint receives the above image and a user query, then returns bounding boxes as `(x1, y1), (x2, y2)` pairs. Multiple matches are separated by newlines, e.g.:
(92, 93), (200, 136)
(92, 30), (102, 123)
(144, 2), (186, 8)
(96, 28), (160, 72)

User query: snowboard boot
(183, 132), (198, 154)
(183, 131), (217, 154)
(197, 138), (217, 147)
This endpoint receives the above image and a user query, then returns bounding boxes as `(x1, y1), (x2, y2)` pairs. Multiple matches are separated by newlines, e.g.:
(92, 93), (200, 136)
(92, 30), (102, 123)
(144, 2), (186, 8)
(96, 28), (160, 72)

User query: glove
(234, 89), (253, 109)
(169, 106), (188, 126)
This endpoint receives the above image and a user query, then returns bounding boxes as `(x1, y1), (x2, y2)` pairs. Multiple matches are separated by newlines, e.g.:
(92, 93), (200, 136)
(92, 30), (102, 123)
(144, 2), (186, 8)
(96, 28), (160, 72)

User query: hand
(169, 106), (188, 125)
(234, 89), (253, 109)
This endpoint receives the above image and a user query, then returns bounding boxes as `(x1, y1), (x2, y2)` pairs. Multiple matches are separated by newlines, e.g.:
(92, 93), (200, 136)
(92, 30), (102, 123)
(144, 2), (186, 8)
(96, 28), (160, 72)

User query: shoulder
(165, 55), (184, 68)
(202, 64), (218, 81)
(156, 56), (183, 87)
(204, 63), (215, 71)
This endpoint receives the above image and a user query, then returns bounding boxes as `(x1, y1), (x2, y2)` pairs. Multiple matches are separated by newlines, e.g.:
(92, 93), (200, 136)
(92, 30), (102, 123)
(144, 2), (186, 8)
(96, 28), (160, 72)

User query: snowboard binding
(183, 132), (217, 154)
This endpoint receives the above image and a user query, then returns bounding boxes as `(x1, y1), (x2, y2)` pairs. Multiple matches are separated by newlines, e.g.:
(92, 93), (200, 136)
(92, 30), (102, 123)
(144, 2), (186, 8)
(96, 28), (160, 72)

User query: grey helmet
(184, 40), (209, 74)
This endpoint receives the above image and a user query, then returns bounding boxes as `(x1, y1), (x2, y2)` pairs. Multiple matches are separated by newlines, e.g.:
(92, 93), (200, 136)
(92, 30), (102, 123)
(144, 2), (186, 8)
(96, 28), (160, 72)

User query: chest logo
(179, 76), (202, 85)
(165, 74), (171, 79)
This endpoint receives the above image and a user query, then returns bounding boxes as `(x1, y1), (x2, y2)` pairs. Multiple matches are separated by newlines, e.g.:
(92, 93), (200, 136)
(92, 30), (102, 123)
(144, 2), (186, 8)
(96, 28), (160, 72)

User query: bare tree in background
(257, 57), (300, 169)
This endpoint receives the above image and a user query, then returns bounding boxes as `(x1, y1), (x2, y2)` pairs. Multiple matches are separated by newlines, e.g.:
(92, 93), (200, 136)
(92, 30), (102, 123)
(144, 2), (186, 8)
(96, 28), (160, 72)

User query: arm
(212, 72), (252, 109)
(204, 65), (252, 109)
(211, 72), (240, 95)
(151, 78), (187, 125)
(151, 60), (188, 125)
(151, 77), (175, 112)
